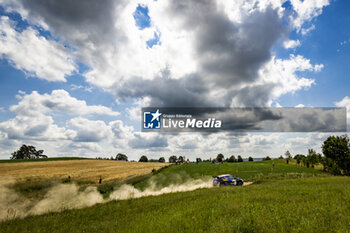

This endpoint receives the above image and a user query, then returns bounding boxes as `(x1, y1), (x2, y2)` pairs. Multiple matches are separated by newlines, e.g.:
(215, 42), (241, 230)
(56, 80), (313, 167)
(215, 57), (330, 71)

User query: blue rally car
(213, 174), (244, 186)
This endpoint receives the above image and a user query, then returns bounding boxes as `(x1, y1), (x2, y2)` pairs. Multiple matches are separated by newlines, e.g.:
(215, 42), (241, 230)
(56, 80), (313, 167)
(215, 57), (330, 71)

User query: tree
(216, 153), (224, 163)
(178, 156), (184, 163)
(285, 150), (292, 164)
(294, 154), (305, 166)
(307, 149), (320, 168)
(237, 155), (243, 162)
(11, 145), (47, 160)
(196, 158), (202, 163)
(158, 157), (165, 163)
(169, 155), (177, 163)
(115, 153), (128, 161)
(248, 156), (253, 162)
(227, 155), (236, 163)
(320, 156), (341, 175)
(263, 156), (271, 161)
(278, 155), (284, 159)
(139, 155), (148, 162)
(322, 135), (350, 175)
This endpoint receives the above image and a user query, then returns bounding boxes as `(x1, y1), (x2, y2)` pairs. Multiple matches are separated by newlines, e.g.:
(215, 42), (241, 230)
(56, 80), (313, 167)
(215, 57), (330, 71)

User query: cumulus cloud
(129, 133), (168, 149)
(11, 89), (119, 116)
(283, 39), (301, 49)
(289, 0), (330, 31)
(0, 89), (119, 142)
(335, 96), (350, 130)
(0, 114), (74, 141)
(254, 54), (321, 103)
(0, 16), (76, 82)
(68, 117), (111, 142)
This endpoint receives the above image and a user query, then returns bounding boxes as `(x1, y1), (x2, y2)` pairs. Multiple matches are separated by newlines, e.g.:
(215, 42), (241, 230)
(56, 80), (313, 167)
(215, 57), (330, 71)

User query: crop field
(0, 159), (348, 233)
(0, 159), (169, 182)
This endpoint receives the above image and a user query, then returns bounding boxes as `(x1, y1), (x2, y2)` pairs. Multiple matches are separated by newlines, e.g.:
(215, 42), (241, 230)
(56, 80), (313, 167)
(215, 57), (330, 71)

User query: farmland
(0, 159), (169, 182)
(0, 159), (349, 232)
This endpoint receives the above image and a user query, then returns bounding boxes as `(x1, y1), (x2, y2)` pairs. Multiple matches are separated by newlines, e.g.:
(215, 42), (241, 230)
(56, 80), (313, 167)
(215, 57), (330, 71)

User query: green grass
(11, 180), (55, 200)
(134, 160), (325, 190)
(0, 160), (343, 232)
(1, 176), (349, 233)
(0, 157), (91, 163)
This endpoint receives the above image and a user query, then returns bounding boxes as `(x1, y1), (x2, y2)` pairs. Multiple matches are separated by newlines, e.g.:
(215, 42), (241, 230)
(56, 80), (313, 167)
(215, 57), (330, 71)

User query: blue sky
(0, 0), (348, 160)
(277, 0), (350, 107)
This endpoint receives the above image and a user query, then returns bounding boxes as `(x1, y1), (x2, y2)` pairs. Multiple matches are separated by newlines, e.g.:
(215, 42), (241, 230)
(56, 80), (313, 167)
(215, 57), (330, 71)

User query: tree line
(9, 135), (350, 175)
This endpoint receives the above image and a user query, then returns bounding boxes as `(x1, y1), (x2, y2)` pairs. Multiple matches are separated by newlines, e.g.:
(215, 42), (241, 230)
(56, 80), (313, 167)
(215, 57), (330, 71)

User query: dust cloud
(110, 177), (213, 200)
(0, 176), (214, 221)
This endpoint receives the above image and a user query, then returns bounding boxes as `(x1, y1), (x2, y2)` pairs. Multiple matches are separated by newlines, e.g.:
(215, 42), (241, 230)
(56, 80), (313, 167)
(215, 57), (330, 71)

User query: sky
(0, 0), (349, 160)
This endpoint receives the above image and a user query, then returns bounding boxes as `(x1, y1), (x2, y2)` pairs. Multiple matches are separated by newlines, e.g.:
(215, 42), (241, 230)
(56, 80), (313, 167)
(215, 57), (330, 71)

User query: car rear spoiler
(212, 176), (217, 178)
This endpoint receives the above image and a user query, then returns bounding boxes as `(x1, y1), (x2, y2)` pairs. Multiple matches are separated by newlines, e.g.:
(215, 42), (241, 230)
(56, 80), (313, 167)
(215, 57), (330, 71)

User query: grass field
(134, 160), (325, 190)
(1, 176), (349, 233)
(0, 159), (169, 182)
(0, 159), (348, 232)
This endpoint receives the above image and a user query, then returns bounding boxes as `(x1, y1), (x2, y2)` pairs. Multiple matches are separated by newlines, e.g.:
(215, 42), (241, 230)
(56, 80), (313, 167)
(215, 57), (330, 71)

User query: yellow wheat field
(0, 160), (169, 183)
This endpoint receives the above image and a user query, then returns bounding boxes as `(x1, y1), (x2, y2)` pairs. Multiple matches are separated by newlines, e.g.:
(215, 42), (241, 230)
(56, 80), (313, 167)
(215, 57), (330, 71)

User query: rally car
(213, 174), (244, 186)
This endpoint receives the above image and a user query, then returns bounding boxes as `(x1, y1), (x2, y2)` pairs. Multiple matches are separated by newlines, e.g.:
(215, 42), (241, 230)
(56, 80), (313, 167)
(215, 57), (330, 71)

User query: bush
(227, 155), (236, 163)
(139, 155), (148, 162)
(115, 153), (128, 161)
(169, 155), (177, 163)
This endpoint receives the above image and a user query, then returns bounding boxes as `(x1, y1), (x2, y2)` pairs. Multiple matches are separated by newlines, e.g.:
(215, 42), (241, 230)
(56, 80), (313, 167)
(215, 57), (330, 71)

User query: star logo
(143, 109), (162, 129)
(150, 109), (162, 122)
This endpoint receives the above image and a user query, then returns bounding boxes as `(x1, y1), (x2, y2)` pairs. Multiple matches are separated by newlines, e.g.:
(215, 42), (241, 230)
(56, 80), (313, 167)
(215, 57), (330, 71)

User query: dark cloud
(128, 134), (168, 149)
(114, 74), (214, 107)
(112, 2), (285, 107)
(19, 0), (127, 65)
(23, 123), (49, 137)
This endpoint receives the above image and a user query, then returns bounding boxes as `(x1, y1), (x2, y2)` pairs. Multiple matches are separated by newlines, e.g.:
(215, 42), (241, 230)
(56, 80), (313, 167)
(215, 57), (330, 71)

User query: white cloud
(68, 117), (111, 142)
(295, 104), (305, 108)
(0, 114), (74, 141)
(283, 39), (301, 49)
(335, 96), (350, 129)
(70, 84), (93, 92)
(289, 0), (330, 31)
(0, 89), (119, 144)
(335, 96), (350, 108)
(301, 24), (315, 35)
(234, 54), (322, 106)
(10, 89), (119, 117)
(0, 16), (76, 81)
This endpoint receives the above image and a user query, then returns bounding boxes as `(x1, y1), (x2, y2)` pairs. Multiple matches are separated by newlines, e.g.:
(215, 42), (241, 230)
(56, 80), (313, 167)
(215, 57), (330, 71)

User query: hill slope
(1, 176), (349, 233)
